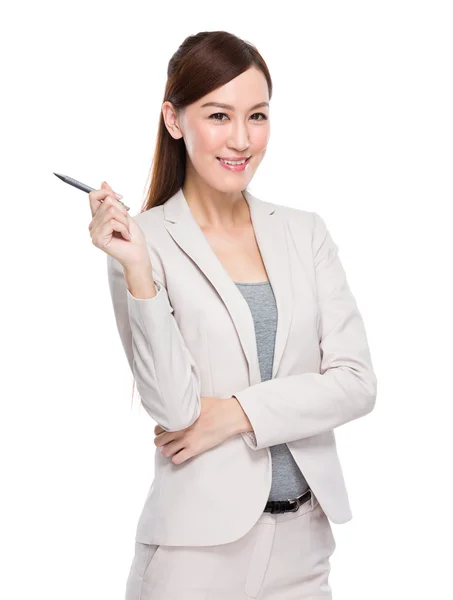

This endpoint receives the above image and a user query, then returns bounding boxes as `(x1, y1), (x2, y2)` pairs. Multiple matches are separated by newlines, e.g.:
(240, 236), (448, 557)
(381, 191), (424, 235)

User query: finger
(153, 432), (167, 446)
(101, 181), (120, 194)
(97, 202), (130, 231)
(88, 182), (123, 217)
(96, 194), (129, 221)
(101, 181), (123, 201)
(103, 217), (131, 243)
(102, 181), (129, 211)
(171, 449), (190, 465)
(91, 202), (131, 241)
(159, 439), (185, 458)
(153, 430), (182, 447)
(101, 181), (127, 209)
(89, 189), (122, 215)
(91, 216), (131, 247)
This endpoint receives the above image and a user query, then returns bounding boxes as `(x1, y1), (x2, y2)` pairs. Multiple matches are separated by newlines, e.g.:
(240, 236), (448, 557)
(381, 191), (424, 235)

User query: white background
(1, 1), (452, 598)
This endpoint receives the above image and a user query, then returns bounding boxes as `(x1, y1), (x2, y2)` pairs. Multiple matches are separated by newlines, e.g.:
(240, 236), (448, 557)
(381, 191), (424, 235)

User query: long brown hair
(131, 30), (273, 412)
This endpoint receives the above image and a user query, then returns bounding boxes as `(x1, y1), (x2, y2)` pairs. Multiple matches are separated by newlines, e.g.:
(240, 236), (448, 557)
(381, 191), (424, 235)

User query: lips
(216, 157), (251, 163)
(217, 156), (250, 161)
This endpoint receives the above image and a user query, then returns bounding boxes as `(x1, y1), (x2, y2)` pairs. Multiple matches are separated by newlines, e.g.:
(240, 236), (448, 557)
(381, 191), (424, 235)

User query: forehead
(195, 68), (269, 110)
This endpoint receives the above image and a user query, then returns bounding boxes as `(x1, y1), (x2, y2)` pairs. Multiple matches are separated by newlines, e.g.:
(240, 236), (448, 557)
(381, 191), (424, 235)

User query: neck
(182, 175), (249, 229)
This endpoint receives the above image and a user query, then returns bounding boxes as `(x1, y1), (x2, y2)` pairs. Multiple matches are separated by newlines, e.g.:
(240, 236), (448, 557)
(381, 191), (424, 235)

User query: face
(162, 66), (270, 193)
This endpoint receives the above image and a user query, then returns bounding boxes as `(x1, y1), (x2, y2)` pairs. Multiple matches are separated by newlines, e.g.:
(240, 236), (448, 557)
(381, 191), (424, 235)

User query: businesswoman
(89, 31), (377, 600)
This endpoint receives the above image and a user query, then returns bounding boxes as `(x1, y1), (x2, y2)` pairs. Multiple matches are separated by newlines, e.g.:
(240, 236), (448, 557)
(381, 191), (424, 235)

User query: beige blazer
(107, 187), (377, 546)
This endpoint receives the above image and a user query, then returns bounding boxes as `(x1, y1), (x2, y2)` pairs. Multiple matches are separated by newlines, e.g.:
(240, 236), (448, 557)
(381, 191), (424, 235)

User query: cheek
(188, 126), (222, 157)
(252, 127), (270, 150)
(204, 126), (227, 149)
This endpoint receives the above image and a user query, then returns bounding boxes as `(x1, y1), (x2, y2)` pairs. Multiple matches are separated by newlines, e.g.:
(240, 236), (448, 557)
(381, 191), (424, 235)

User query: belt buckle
(286, 497), (301, 512)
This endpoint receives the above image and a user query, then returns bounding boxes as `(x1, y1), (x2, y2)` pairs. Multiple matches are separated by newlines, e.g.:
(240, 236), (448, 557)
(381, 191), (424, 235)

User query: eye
(209, 113), (228, 122)
(209, 112), (268, 122)
(251, 113), (268, 121)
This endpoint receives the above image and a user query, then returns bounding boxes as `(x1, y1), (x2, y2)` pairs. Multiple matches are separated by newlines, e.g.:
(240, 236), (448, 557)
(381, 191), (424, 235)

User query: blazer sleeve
(106, 252), (202, 432)
(232, 211), (377, 451)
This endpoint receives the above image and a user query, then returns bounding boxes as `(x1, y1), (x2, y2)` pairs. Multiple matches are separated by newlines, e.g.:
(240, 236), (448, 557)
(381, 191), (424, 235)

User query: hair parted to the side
(130, 30), (273, 412)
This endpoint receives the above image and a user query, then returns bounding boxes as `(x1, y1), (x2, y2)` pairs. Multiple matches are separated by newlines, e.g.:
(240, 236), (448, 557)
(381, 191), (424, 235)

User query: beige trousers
(125, 492), (336, 599)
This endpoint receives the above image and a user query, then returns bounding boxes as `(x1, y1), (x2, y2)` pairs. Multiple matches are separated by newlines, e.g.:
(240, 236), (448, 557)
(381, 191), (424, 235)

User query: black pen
(53, 173), (130, 211)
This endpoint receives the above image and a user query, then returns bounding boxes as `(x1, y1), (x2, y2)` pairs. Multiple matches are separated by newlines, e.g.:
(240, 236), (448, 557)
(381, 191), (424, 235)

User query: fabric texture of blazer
(107, 186), (377, 546)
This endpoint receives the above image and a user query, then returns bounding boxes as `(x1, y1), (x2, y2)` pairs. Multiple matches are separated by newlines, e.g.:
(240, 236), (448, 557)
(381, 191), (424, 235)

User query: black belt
(264, 489), (312, 514)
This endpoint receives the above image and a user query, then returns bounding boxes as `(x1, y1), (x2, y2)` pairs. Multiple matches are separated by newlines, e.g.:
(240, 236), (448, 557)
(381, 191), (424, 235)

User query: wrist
(226, 396), (253, 436)
(123, 261), (157, 299)
(123, 256), (153, 275)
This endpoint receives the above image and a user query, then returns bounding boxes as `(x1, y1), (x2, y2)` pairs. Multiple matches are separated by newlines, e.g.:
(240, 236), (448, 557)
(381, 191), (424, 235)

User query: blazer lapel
(162, 187), (293, 386)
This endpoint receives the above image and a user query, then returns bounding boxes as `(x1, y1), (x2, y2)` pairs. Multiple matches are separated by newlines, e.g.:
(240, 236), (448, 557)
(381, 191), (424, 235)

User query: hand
(88, 181), (150, 269)
(153, 396), (237, 465)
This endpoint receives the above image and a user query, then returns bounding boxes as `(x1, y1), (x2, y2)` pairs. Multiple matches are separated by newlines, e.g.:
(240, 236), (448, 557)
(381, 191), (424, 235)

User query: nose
(227, 120), (251, 153)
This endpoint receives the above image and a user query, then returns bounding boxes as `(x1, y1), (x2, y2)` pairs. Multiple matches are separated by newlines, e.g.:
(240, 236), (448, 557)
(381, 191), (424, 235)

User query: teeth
(218, 158), (247, 165)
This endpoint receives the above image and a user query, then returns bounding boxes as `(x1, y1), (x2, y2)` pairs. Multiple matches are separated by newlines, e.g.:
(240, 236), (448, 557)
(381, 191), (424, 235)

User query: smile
(216, 156), (251, 172)
(217, 157), (250, 165)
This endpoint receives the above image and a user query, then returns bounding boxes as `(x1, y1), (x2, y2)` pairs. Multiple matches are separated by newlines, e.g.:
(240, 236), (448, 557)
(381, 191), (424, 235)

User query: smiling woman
(159, 66), (271, 199)
(101, 29), (375, 600)
(133, 34), (272, 223)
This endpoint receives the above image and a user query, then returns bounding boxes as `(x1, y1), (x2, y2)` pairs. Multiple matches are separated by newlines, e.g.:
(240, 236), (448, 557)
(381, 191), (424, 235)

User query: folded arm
(232, 211), (377, 451)
(107, 251), (201, 432)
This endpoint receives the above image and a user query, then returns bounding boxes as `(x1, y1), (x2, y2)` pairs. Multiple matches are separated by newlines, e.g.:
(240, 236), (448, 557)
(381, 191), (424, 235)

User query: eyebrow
(200, 101), (269, 111)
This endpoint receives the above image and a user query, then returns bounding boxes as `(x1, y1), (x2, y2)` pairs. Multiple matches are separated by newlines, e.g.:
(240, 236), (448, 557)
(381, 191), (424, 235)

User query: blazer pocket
(132, 541), (161, 581)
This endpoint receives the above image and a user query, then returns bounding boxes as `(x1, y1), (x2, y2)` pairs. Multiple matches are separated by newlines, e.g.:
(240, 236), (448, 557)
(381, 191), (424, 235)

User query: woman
(89, 31), (377, 600)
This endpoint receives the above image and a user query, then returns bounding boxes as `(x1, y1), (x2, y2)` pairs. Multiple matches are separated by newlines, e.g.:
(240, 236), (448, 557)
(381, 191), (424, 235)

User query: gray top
(235, 280), (310, 501)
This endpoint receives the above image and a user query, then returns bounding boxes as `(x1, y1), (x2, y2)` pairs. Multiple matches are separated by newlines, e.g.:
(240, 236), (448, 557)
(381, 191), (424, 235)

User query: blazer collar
(162, 187), (293, 385)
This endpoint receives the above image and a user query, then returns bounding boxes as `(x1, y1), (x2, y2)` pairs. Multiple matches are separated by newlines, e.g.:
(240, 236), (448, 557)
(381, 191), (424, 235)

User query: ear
(161, 101), (184, 140)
